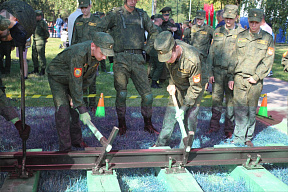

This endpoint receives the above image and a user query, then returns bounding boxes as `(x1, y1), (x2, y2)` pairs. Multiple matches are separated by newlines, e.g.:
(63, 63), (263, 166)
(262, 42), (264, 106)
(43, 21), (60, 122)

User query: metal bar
(1, 146), (288, 172)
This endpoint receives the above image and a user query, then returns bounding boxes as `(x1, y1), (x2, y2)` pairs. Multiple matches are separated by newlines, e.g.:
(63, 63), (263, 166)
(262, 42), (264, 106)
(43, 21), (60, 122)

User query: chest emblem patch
(200, 31), (207, 35)
(267, 47), (274, 56)
(283, 51), (288, 58)
(74, 68), (82, 78)
(193, 74), (201, 83)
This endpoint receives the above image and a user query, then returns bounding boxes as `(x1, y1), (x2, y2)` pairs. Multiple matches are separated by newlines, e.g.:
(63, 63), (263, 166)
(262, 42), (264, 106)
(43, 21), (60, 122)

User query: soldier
(0, 15), (30, 141)
(282, 51), (288, 72)
(182, 20), (191, 44)
(149, 14), (164, 89)
(71, 0), (102, 111)
(47, 32), (114, 151)
(153, 31), (202, 147)
(160, 7), (181, 38)
(95, 0), (159, 135)
(190, 10), (214, 90)
(30, 10), (49, 76)
(229, 9), (275, 147)
(207, 5), (244, 138)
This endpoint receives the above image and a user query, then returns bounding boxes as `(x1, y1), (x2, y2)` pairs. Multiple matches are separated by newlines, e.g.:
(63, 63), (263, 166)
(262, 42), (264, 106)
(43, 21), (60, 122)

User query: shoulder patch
(76, 22), (83, 26)
(283, 51), (288, 58)
(267, 47), (274, 56)
(193, 74), (201, 83)
(74, 68), (82, 78)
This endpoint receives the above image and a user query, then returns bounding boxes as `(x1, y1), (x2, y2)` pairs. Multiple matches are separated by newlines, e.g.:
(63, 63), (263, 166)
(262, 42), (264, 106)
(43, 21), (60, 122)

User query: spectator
(55, 15), (64, 38)
(215, 9), (225, 28)
(68, 5), (83, 45)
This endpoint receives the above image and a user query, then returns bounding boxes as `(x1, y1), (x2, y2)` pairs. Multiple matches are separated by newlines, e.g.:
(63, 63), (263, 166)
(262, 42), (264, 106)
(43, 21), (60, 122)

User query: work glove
(14, 120), (31, 141)
(79, 112), (91, 125)
(175, 109), (184, 121)
(10, 22), (27, 47)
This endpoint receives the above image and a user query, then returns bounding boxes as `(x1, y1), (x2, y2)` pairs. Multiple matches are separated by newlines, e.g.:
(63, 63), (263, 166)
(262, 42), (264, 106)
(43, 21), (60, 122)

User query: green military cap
(92, 32), (115, 56)
(160, 7), (171, 14)
(78, 0), (90, 8)
(35, 10), (42, 16)
(195, 10), (206, 20)
(154, 14), (164, 20)
(248, 8), (264, 22)
(183, 20), (189, 25)
(154, 31), (175, 62)
(223, 5), (238, 18)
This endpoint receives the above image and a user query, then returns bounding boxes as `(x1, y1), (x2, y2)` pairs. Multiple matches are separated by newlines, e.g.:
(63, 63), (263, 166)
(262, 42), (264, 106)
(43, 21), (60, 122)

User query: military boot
(39, 68), (45, 76)
(118, 117), (127, 135)
(29, 68), (39, 74)
(144, 117), (159, 134)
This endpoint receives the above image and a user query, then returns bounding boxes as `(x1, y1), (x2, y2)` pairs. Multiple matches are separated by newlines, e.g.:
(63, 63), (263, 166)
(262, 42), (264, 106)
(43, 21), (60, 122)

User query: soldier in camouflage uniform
(190, 10), (214, 88)
(160, 7), (181, 38)
(30, 10), (49, 76)
(153, 31), (202, 147)
(207, 5), (245, 138)
(182, 20), (191, 44)
(95, 0), (159, 135)
(149, 14), (164, 89)
(47, 32), (114, 151)
(0, 15), (30, 141)
(71, 0), (102, 110)
(281, 51), (288, 72)
(229, 9), (275, 147)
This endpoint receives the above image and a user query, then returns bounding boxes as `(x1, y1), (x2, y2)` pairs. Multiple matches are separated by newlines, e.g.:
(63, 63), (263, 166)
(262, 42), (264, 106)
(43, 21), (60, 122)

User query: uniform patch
(232, 35), (237, 39)
(74, 68), (82, 78)
(238, 38), (248, 43)
(257, 40), (268, 45)
(214, 33), (224, 37)
(283, 51), (288, 58)
(267, 47), (274, 56)
(88, 22), (97, 26)
(200, 31), (208, 35)
(178, 68), (190, 74)
(76, 22), (83, 26)
(191, 29), (196, 33)
(193, 74), (201, 83)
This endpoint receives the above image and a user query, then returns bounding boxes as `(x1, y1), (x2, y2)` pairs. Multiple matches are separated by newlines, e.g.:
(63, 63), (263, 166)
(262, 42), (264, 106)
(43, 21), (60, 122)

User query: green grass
(3, 38), (287, 108)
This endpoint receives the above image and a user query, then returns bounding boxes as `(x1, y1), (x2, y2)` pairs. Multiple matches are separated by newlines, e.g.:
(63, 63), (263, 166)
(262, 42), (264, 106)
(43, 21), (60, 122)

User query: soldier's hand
(209, 76), (214, 84)
(228, 81), (234, 90)
(14, 120), (31, 141)
(167, 85), (176, 95)
(247, 77), (257, 84)
(79, 112), (91, 125)
(10, 22), (27, 47)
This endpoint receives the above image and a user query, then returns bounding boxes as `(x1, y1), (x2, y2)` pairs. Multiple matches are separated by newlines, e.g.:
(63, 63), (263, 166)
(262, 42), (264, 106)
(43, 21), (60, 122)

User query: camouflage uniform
(0, 15), (10, 31)
(71, 6), (101, 109)
(95, 5), (159, 134)
(231, 9), (275, 145)
(207, 5), (245, 135)
(32, 10), (49, 74)
(182, 27), (191, 44)
(190, 11), (214, 85)
(281, 51), (288, 72)
(154, 34), (202, 147)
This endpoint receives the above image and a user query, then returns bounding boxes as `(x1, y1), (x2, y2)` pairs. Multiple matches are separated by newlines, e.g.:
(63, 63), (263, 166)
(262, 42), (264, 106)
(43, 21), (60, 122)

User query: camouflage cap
(92, 32), (114, 56)
(35, 10), (42, 16)
(0, 15), (10, 31)
(154, 31), (175, 62)
(223, 5), (238, 18)
(154, 14), (164, 20)
(248, 8), (263, 22)
(160, 7), (171, 14)
(195, 10), (206, 20)
(78, 0), (90, 8)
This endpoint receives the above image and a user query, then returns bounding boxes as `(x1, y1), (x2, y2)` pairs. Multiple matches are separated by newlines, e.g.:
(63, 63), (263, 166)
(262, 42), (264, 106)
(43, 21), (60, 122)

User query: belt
(214, 66), (228, 70)
(122, 49), (143, 54)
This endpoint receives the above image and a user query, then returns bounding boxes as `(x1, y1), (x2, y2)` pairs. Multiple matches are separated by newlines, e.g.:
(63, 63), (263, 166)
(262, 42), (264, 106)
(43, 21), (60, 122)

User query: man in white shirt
(68, 7), (82, 46)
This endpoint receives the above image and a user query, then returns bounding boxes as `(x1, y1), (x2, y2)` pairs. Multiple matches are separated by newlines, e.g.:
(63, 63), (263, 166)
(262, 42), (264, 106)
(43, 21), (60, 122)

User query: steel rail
(1, 146), (288, 172)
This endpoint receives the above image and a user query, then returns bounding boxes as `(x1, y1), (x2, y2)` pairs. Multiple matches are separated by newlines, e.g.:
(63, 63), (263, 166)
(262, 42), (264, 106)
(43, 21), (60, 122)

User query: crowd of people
(0, 0), (287, 151)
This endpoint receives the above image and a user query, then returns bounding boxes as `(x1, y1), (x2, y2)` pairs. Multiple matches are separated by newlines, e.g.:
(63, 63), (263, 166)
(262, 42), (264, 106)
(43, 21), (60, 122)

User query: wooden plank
(87, 171), (121, 192)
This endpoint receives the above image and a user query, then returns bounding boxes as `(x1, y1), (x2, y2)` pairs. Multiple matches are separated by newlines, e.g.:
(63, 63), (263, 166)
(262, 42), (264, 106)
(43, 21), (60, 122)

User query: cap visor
(223, 13), (236, 19)
(248, 17), (261, 22)
(79, 4), (89, 8)
(101, 48), (115, 57)
(158, 50), (172, 62)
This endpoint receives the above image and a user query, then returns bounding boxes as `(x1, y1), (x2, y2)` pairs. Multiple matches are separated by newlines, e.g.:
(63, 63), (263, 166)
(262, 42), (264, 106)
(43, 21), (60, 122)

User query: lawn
(2, 38), (288, 108)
